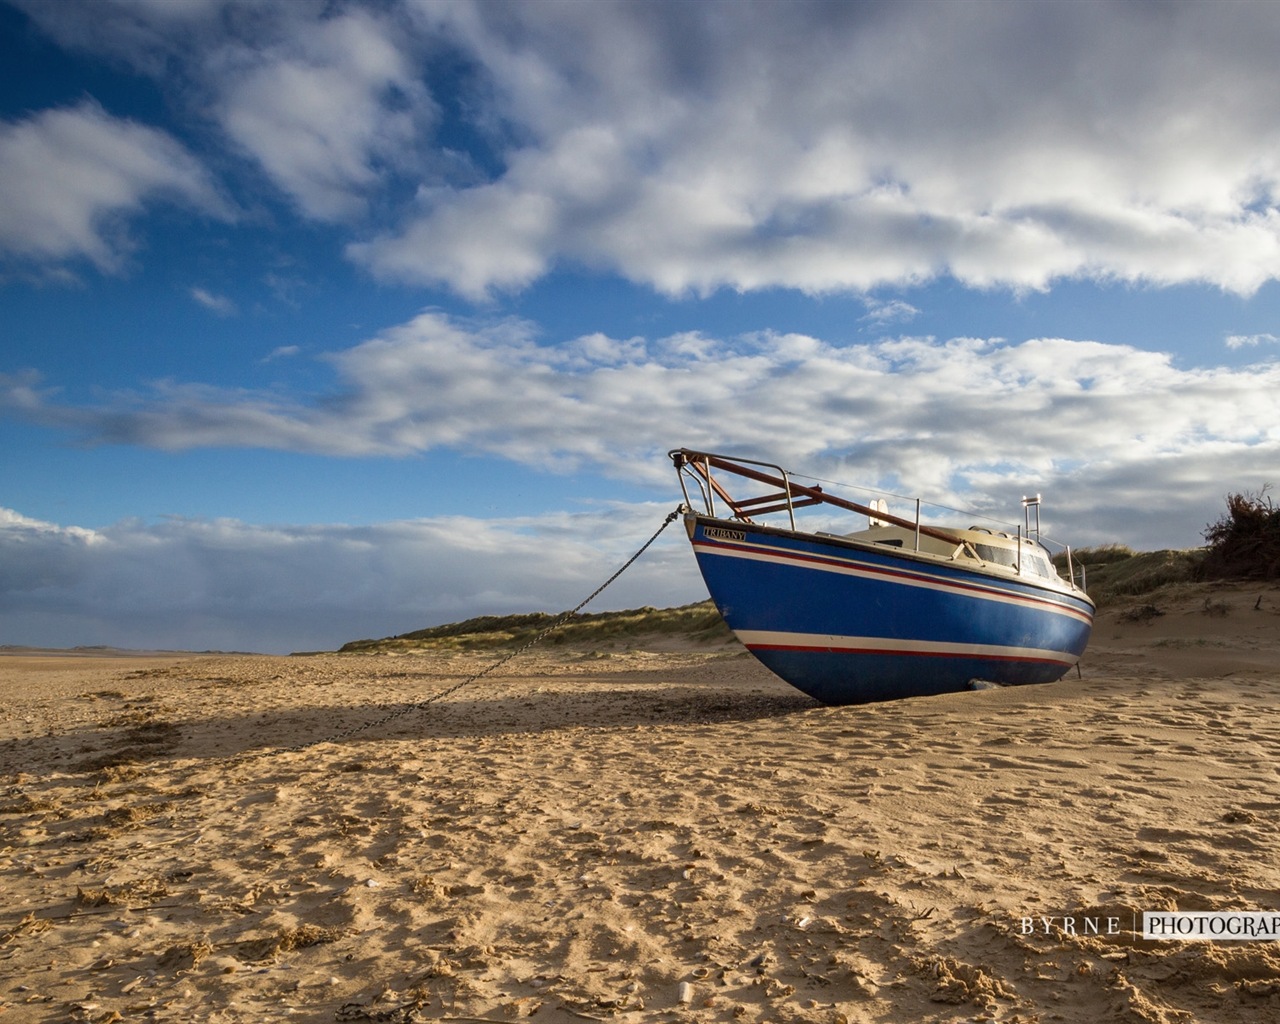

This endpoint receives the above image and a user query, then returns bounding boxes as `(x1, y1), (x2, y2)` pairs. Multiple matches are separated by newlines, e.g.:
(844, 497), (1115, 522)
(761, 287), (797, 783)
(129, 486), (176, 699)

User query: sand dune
(2, 583), (1279, 1023)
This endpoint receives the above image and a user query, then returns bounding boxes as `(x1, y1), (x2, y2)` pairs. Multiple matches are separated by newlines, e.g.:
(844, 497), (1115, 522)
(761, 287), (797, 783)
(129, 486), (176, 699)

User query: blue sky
(3, 0), (1279, 653)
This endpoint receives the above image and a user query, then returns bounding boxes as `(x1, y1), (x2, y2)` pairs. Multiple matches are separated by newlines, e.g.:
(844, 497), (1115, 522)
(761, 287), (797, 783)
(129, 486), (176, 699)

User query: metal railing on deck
(670, 448), (964, 551)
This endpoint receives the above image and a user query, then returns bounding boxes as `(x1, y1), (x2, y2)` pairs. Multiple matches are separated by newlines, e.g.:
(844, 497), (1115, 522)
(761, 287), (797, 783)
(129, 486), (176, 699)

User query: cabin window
(1023, 554), (1055, 578)
(973, 543), (1018, 568)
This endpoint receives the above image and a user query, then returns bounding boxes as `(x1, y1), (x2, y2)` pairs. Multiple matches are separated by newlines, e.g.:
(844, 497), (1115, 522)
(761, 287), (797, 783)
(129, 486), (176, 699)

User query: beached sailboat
(671, 449), (1095, 705)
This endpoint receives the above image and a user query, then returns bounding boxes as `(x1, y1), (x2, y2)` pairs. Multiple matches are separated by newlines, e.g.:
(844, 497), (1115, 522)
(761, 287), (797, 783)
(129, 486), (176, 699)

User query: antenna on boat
(1022, 494), (1041, 541)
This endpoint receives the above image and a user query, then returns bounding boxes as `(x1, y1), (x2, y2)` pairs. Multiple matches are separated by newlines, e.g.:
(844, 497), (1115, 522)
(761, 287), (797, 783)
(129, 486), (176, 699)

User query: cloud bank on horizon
(0, 502), (697, 654)
(2, 0), (1279, 652)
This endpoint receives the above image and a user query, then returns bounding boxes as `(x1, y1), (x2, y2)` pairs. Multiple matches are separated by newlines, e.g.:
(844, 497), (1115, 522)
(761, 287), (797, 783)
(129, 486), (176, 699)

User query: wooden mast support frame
(671, 448), (966, 548)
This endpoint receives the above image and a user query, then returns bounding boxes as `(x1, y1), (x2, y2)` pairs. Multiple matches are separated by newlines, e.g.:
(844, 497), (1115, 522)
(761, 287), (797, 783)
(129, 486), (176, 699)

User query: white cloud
(190, 286), (237, 316)
(15, 1), (442, 227)
(364, 0), (1280, 298)
(0, 503), (700, 654)
(1225, 332), (1279, 349)
(860, 298), (921, 327)
(8, 0), (227, 76)
(0, 101), (230, 271)
(348, 182), (555, 299)
(212, 7), (437, 221)
(3, 313), (1277, 551)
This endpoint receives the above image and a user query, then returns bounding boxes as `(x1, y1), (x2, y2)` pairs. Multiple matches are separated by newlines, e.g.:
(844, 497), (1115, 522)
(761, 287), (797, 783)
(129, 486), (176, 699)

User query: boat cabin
(838, 522), (1061, 581)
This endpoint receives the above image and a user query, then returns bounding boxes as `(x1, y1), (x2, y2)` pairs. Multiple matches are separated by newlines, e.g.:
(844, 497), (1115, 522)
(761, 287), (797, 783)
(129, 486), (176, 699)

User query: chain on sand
(228, 505), (685, 766)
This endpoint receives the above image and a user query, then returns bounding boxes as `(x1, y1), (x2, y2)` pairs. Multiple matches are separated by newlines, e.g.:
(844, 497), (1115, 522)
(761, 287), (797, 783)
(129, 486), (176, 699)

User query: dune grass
(1055, 546), (1206, 606)
(339, 601), (734, 653)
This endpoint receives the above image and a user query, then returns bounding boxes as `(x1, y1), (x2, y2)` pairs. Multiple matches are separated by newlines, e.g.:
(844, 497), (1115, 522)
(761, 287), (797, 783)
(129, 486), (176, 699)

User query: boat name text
(703, 527), (747, 543)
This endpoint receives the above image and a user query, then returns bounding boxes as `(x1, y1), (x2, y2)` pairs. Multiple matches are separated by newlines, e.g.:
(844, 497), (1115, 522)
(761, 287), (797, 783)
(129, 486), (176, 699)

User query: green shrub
(1202, 487), (1280, 580)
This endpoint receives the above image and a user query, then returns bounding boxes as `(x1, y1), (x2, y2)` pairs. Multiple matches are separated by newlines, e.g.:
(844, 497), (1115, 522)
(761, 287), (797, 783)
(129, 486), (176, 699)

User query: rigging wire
(233, 505), (686, 764)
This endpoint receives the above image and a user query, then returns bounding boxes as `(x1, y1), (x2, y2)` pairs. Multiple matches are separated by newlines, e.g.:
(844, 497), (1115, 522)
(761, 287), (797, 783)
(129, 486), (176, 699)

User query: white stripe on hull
(735, 630), (1079, 666)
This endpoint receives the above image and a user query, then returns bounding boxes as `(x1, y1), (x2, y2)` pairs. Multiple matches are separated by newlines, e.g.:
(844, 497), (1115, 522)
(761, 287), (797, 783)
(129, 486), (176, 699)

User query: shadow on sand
(1, 667), (820, 778)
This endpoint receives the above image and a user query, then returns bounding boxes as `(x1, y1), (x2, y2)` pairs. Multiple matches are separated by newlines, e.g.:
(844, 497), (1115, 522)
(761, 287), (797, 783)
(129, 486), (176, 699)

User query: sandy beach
(3, 582), (1279, 1023)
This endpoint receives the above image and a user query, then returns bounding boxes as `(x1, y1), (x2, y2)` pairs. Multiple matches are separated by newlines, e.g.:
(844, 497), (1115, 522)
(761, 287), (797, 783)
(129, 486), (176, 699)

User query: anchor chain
(261, 504), (686, 759)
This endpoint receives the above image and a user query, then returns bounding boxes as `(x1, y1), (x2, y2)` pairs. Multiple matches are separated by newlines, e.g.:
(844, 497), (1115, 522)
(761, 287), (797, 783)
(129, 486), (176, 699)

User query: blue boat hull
(687, 516), (1094, 705)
